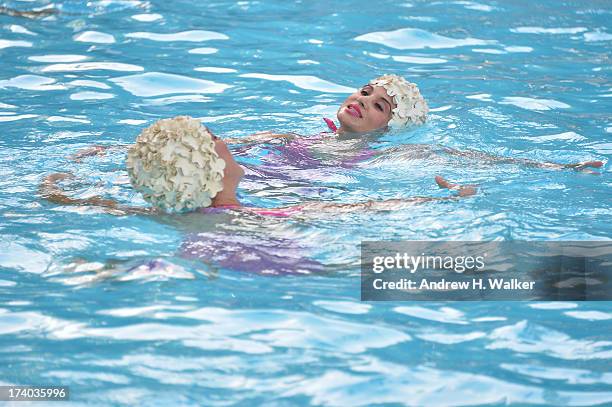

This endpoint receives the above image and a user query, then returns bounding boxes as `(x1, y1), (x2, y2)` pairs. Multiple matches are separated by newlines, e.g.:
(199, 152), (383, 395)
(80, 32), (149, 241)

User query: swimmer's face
(337, 84), (396, 133)
(213, 138), (244, 195)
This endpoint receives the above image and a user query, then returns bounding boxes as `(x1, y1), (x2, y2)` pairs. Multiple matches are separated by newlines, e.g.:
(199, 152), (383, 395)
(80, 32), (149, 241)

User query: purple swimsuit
(272, 118), (377, 169)
(179, 231), (325, 275)
(176, 119), (375, 274)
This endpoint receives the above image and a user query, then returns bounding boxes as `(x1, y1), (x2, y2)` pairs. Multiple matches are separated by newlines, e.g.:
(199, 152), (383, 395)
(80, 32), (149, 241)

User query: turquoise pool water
(1, 0), (611, 405)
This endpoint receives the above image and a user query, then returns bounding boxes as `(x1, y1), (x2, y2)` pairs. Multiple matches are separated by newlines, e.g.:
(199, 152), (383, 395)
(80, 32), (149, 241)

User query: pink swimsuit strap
(323, 117), (338, 132)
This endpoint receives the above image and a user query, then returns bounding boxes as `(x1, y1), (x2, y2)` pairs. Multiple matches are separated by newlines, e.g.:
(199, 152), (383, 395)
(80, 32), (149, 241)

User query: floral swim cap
(126, 116), (225, 212)
(369, 74), (428, 128)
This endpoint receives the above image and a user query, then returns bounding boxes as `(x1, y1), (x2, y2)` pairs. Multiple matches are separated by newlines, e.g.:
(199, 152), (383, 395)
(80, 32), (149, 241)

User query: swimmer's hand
(39, 172), (153, 216)
(40, 173), (117, 208)
(435, 176), (477, 197)
(70, 146), (109, 162)
(562, 160), (604, 173)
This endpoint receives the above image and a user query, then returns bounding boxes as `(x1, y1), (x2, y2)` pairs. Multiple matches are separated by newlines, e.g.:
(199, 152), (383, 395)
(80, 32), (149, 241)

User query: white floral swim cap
(369, 74), (428, 128)
(126, 116), (225, 212)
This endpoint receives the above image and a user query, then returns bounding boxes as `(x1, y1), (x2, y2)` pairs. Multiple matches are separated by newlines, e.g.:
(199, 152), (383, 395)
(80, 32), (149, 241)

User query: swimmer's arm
(69, 144), (131, 162)
(297, 176), (476, 213)
(299, 197), (454, 212)
(440, 146), (603, 171)
(39, 173), (155, 216)
(70, 132), (298, 159)
(222, 131), (298, 145)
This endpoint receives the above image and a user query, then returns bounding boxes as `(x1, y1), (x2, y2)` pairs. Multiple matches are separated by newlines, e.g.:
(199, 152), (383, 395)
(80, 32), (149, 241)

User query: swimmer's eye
(375, 103), (383, 112)
(360, 89), (368, 96)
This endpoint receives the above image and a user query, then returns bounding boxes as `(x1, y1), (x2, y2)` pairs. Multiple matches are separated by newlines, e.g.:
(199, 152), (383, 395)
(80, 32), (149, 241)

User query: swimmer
(72, 74), (603, 172)
(40, 116), (475, 217)
(223, 74), (603, 171)
(41, 116), (474, 277)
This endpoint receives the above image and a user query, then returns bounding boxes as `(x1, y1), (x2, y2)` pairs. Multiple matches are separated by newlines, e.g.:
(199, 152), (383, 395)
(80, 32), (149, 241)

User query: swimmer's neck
(212, 190), (241, 208)
(335, 126), (384, 138)
(336, 126), (348, 135)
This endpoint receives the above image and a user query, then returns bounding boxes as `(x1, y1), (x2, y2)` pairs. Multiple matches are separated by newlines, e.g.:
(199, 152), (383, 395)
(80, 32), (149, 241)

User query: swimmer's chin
(337, 113), (388, 137)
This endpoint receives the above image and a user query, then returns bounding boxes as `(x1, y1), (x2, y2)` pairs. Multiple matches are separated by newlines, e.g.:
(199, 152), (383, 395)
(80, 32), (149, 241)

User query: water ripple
(488, 320), (612, 360)
(501, 363), (612, 385)
(7, 24), (37, 36)
(564, 310), (612, 321)
(73, 31), (115, 44)
(499, 96), (571, 111)
(0, 75), (65, 91)
(188, 47), (218, 54)
(131, 13), (163, 22)
(110, 72), (232, 97)
(355, 28), (495, 50)
(68, 79), (110, 89)
(125, 30), (229, 42)
(312, 300), (371, 315)
(0, 1), (610, 403)
(394, 305), (468, 325)
(41, 62), (144, 72)
(511, 27), (588, 34)
(0, 39), (32, 49)
(28, 54), (88, 62)
(70, 91), (115, 100)
(584, 31), (612, 42)
(282, 364), (612, 406)
(240, 73), (354, 93)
